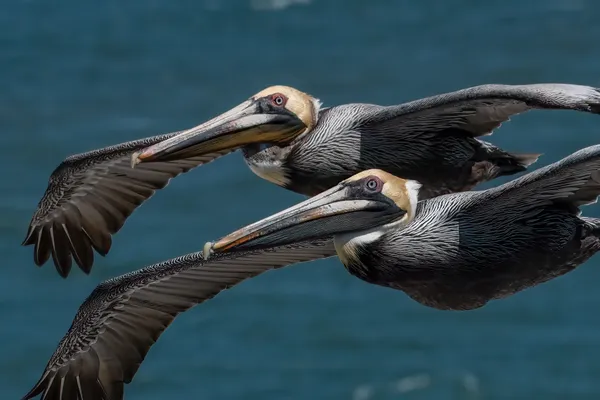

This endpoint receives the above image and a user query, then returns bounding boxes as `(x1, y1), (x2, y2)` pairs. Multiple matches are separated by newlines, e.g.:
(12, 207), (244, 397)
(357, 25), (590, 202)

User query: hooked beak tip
(130, 152), (142, 169)
(203, 241), (214, 260)
(130, 150), (155, 168)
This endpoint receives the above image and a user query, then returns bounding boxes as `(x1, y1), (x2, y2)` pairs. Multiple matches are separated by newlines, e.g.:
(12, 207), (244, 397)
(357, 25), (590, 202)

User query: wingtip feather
(22, 226), (36, 246)
(21, 373), (48, 400)
(514, 152), (543, 168)
(585, 87), (600, 114)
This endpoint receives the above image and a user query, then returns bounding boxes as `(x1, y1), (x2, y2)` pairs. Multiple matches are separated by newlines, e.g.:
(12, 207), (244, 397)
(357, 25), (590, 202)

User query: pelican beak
(203, 183), (401, 259)
(132, 99), (306, 164)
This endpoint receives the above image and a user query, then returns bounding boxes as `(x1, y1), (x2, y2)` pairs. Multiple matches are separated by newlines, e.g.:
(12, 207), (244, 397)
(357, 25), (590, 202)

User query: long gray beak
(203, 183), (400, 259)
(132, 99), (305, 164)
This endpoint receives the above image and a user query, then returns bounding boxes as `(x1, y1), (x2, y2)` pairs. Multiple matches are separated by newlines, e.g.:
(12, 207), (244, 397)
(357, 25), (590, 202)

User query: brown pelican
(23, 145), (600, 399)
(205, 145), (600, 310)
(22, 239), (336, 400)
(24, 83), (600, 277)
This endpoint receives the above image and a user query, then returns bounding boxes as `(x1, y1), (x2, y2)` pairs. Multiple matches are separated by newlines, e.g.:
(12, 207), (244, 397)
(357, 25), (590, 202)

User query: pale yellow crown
(253, 85), (321, 132)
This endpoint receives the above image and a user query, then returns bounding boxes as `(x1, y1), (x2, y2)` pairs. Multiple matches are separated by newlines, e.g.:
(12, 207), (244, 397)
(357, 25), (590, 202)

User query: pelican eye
(270, 93), (288, 107)
(364, 176), (383, 193)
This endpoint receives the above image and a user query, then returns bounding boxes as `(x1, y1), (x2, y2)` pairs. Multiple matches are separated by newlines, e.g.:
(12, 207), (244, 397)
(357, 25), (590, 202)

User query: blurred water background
(2, 0), (600, 399)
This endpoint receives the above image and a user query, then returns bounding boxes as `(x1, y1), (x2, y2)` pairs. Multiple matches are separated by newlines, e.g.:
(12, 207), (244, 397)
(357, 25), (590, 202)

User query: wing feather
(484, 144), (600, 212)
(372, 83), (600, 137)
(22, 239), (336, 400)
(23, 131), (236, 278)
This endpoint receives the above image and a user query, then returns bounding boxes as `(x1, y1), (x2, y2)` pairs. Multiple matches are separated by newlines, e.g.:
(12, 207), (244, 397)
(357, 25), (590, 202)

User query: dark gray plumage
(208, 144), (600, 311)
(22, 131), (234, 278)
(25, 83), (600, 277)
(22, 239), (336, 400)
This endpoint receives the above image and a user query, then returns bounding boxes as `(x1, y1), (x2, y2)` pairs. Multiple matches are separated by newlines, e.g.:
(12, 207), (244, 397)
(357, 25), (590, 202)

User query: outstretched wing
(22, 131), (235, 278)
(369, 83), (600, 136)
(484, 144), (600, 213)
(22, 238), (336, 400)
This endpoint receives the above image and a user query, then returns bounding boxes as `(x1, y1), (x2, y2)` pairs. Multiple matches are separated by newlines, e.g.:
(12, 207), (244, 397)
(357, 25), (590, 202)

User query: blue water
(3, 1), (600, 398)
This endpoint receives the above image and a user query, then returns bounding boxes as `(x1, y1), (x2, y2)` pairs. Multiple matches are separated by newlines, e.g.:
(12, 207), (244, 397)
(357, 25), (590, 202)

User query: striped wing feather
(22, 239), (336, 400)
(22, 131), (234, 278)
(371, 83), (600, 136)
(486, 144), (600, 212)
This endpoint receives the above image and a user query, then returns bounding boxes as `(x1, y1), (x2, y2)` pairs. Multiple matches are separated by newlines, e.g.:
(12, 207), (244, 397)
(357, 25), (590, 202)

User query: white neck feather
(296, 97), (323, 140)
(404, 179), (421, 222)
(333, 217), (409, 266)
(311, 97), (323, 115)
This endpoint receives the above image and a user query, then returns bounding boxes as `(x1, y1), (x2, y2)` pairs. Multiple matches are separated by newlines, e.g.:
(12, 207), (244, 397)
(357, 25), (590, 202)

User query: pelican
(206, 145), (600, 311)
(24, 83), (600, 277)
(23, 146), (600, 399)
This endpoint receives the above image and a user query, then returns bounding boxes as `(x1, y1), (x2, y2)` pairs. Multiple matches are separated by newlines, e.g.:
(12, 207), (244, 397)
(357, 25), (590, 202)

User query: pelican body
(135, 84), (551, 198)
(23, 146), (600, 399)
(136, 84), (600, 198)
(24, 83), (600, 277)
(207, 145), (600, 311)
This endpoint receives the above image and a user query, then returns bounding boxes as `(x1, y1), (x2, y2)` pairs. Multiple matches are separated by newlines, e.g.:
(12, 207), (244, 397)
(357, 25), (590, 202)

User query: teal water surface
(2, 1), (600, 399)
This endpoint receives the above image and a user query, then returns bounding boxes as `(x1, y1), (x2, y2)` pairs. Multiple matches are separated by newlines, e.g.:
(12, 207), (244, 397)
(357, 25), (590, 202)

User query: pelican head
(202, 169), (421, 259)
(132, 86), (321, 164)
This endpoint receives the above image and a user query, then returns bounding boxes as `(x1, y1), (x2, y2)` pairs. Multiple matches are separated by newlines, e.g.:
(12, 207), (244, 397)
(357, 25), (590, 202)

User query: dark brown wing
(22, 238), (336, 400)
(22, 131), (235, 278)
